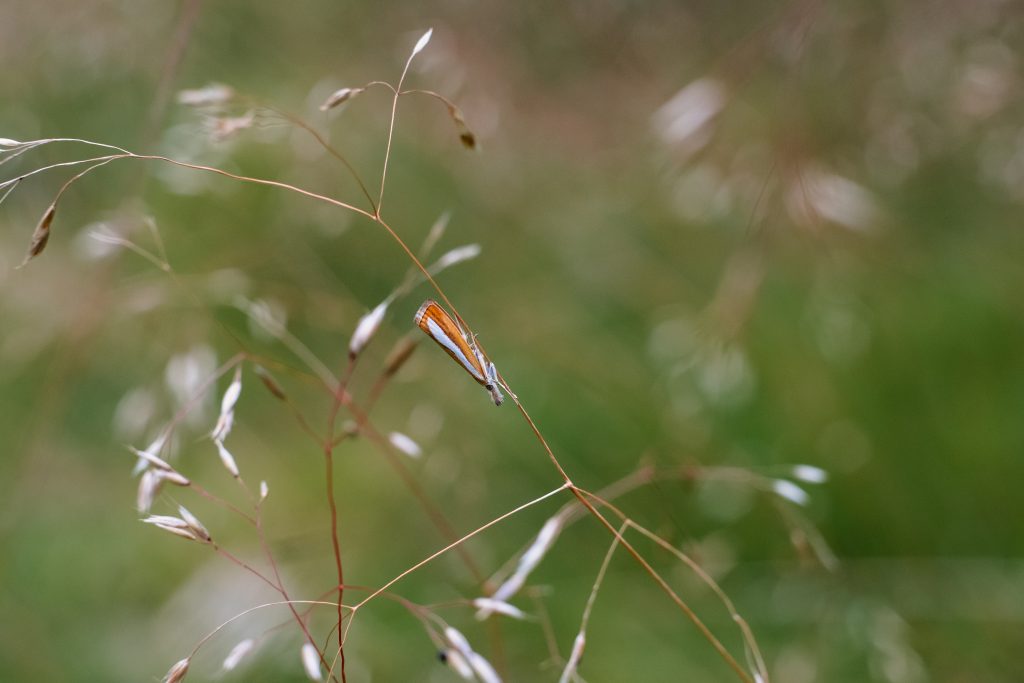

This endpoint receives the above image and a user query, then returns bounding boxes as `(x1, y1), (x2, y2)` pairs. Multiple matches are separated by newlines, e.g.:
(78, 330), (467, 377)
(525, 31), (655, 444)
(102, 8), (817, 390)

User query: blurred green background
(2, 1), (1024, 681)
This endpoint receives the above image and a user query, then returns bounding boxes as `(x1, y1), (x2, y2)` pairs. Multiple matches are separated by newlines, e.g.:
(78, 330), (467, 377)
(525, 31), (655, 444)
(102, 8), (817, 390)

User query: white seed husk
(222, 638), (255, 671)
(300, 642), (322, 681)
(444, 649), (474, 679)
(472, 598), (526, 621)
(468, 652), (502, 683)
(214, 440), (240, 477)
(792, 464), (828, 484)
(411, 28), (433, 57)
(388, 431), (422, 458)
(771, 479), (810, 506)
(177, 505), (210, 541)
(349, 302), (389, 357)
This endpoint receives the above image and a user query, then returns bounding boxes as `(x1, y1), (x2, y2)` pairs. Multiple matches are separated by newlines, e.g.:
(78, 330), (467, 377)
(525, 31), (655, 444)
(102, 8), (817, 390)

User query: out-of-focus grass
(2, 1), (1024, 681)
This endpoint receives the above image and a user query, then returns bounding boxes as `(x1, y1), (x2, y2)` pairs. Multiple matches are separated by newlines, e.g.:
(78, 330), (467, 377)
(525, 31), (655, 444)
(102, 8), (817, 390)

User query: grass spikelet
(161, 657), (190, 683)
(18, 202), (56, 267)
(254, 366), (287, 400)
(446, 105), (477, 150)
(177, 505), (211, 541)
(483, 515), (563, 612)
(142, 515), (199, 541)
(771, 479), (810, 506)
(137, 469), (162, 513)
(471, 598), (526, 620)
(388, 431), (422, 458)
(791, 465), (828, 484)
(383, 337), (418, 377)
(430, 243), (481, 272)
(212, 366), (242, 442)
(221, 638), (255, 672)
(177, 83), (234, 106)
(468, 652), (502, 683)
(411, 28), (433, 58)
(349, 301), (389, 358)
(319, 87), (366, 111)
(214, 440), (240, 478)
(210, 111), (255, 141)
(441, 649), (474, 679)
(300, 642), (322, 681)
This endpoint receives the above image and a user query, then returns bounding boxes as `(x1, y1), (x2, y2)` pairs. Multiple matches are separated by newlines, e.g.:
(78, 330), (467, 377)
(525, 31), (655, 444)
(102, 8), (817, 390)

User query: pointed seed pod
(383, 337), (418, 377)
(254, 366), (287, 401)
(19, 202), (56, 267)
(300, 642), (322, 681)
(162, 657), (190, 683)
(319, 87), (365, 111)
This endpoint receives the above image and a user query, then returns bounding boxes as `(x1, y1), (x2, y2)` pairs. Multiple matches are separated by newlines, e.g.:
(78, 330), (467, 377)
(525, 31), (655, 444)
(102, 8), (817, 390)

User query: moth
(414, 299), (504, 406)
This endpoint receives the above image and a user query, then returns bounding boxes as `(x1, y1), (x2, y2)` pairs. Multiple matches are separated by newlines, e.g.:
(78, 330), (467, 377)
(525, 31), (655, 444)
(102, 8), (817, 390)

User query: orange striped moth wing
(414, 300), (504, 406)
